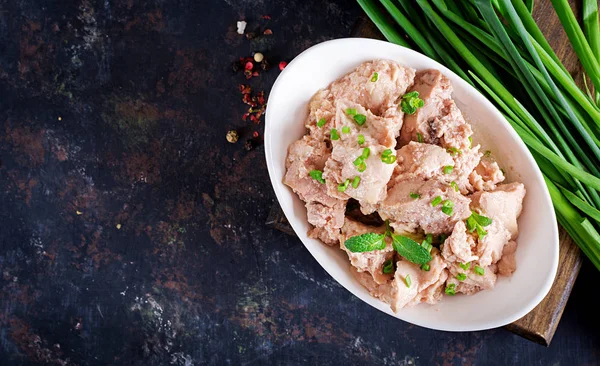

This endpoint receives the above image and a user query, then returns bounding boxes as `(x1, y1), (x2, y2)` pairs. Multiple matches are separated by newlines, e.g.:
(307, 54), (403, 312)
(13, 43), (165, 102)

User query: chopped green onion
(352, 176), (361, 188)
(353, 156), (364, 167)
(457, 273), (467, 281)
(358, 134), (365, 145)
(445, 283), (456, 296)
(425, 234), (433, 244)
(409, 192), (421, 199)
(309, 170), (325, 184)
(404, 274), (412, 287)
(417, 132), (424, 143)
(441, 206), (454, 216)
(330, 128), (339, 140)
(459, 262), (471, 270)
(474, 265), (485, 276)
(346, 108), (357, 116)
(382, 259), (394, 274)
(431, 196), (443, 207)
(317, 118), (326, 128)
(442, 200), (454, 208)
(421, 263), (430, 271)
(484, 150), (492, 158)
(371, 72), (379, 82)
(421, 241), (433, 253)
(443, 165), (454, 174)
(450, 181), (459, 192)
(353, 114), (367, 125)
(338, 179), (350, 192)
(382, 149), (393, 157)
(342, 126), (351, 134)
(357, 163), (367, 172)
(381, 155), (396, 164)
(468, 136), (473, 148)
(361, 147), (371, 159)
(447, 147), (462, 155)
(400, 91), (425, 115)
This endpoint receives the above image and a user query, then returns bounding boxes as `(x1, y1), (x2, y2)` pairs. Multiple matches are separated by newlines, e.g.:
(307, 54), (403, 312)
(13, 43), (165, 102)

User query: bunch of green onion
(357, 0), (600, 270)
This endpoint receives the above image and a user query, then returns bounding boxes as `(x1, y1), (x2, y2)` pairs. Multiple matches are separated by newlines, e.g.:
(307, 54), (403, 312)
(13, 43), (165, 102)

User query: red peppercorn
(245, 61), (254, 70)
(253, 131), (259, 138)
(279, 61), (287, 71)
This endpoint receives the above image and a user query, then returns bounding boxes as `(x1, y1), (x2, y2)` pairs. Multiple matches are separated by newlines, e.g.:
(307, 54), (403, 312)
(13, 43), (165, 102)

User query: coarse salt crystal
(236, 21), (247, 35)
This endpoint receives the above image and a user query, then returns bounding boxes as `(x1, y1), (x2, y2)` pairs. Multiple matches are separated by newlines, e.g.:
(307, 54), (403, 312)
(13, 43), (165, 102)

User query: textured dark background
(0, 0), (599, 365)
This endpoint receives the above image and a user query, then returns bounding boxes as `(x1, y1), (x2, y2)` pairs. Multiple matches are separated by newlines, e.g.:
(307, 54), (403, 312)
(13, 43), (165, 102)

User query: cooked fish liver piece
(470, 182), (526, 240)
(497, 240), (518, 276)
(392, 142), (454, 183)
(305, 89), (335, 141)
(447, 262), (498, 295)
(399, 69), (452, 146)
(476, 219), (511, 267)
(329, 59), (415, 118)
(380, 179), (471, 235)
(469, 157), (506, 192)
(284, 136), (339, 207)
(391, 248), (447, 309)
(340, 219), (394, 284)
(351, 266), (393, 304)
(433, 100), (473, 150)
(441, 221), (479, 264)
(306, 201), (346, 246)
(323, 101), (399, 206)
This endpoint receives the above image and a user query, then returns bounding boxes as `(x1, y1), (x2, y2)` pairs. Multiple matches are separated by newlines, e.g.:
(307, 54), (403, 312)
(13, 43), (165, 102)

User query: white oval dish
(264, 38), (559, 331)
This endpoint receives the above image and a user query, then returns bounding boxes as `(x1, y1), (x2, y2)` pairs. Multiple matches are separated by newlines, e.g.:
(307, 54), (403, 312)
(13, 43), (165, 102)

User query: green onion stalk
(356, 0), (600, 270)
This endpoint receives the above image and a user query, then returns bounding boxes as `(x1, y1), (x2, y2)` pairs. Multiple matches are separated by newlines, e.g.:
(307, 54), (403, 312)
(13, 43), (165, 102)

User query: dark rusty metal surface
(0, 0), (598, 365)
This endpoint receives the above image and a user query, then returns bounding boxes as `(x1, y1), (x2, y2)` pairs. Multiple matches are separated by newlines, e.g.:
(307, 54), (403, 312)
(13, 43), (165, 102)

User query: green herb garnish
(409, 192), (421, 199)
(346, 108), (357, 116)
(400, 91), (425, 115)
(361, 147), (371, 159)
(447, 147), (462, 155)
(445, 283), (456, 296)
(338, 179), (350, 192)
(459, 262), (471, 270)
(371, 72), (379, 82)
(330, 128), (339, 140)
(381, 149), (396, 164)
(309, 170), (325, 184)
(392, 235), (432, 265)
(417, 132), (424, 143)
(404, 274), (412, 288)
(443, 165), (454, 174)
(317, 118), (326, 128)
(382, 258), (394, 274)
(466, 211), (493, 238)
(421, 263), (430, 271)
(457, 273), (467, 281)
(353, 114), (367, 125)
(468, 136), (473, 148)
(344, 233), (386, 252)
(357, 134), (365, 145)
(342, 126), (351, 134)
(431, 196), (443, 207)
(474, 265), (485, 276)
(450, 181), (459, 192)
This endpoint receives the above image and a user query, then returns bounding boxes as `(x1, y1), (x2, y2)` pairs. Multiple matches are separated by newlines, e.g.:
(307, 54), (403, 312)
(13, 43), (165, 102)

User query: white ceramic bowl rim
(264, 38), (559, 331)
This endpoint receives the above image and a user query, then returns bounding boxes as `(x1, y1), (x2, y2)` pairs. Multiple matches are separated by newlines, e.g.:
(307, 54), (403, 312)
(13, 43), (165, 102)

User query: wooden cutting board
(267, 0), (584, 346)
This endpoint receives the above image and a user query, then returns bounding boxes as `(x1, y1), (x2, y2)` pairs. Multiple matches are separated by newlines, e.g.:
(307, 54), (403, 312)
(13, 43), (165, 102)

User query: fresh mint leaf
(344, 233), (386, 253)
(391, 235), (432, 265)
